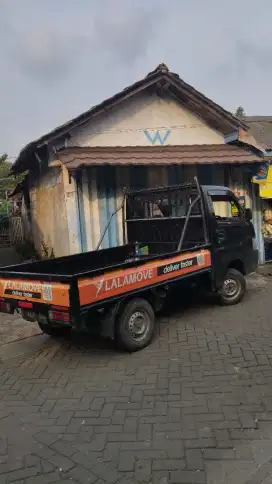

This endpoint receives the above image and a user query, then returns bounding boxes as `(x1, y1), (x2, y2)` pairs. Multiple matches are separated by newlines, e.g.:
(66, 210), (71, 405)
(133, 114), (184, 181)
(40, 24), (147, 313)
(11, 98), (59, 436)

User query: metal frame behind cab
(124, 176), (209, 252)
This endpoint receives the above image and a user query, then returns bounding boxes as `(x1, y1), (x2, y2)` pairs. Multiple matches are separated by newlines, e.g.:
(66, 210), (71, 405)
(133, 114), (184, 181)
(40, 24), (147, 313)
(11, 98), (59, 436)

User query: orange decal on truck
(78, 249), (211, 306)
(0, 279), (70, 306)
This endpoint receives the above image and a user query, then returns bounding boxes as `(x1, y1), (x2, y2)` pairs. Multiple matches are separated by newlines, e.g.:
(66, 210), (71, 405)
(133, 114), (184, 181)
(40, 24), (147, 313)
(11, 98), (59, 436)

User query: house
(12, 64), (265, 261)
(244, 116), (272, 262)
(245, 117), (272, 156)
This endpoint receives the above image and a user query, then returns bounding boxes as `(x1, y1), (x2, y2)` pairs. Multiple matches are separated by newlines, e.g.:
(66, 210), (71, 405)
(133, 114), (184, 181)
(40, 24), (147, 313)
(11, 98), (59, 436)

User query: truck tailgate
(0, 278), (70, 307)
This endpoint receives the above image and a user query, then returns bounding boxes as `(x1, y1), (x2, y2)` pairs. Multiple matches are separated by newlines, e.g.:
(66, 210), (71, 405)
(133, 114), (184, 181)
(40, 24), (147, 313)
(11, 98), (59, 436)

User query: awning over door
(58, 144), (263, 170)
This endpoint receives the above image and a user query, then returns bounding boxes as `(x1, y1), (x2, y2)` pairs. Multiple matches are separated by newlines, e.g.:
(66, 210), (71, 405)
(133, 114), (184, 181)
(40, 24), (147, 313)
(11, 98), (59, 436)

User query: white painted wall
(68, 92), (225, 148)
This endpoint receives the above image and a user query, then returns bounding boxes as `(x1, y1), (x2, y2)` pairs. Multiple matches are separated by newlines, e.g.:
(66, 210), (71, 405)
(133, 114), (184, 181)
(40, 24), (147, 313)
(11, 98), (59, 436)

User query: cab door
(207, 189), (250, 286)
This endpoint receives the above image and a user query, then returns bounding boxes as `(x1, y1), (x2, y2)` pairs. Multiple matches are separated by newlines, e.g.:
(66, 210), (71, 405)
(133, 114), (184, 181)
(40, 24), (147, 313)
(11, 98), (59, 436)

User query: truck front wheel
(218, 268), (246, 306)
(38, 322), (72, 337)
(116, 298), (155, 352)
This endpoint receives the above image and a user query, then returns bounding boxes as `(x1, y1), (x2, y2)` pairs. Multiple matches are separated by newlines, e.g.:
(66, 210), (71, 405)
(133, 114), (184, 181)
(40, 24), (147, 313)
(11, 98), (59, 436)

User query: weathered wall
(67, 92), (224, 148)
(21, 198), (32, 241)
(25, 163), (260, 261)
(28, 167), (70, 257)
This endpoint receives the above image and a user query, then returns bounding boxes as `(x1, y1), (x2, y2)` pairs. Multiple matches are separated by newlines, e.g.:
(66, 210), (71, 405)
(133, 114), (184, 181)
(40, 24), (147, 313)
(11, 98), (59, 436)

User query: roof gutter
(224, 131), (239, 144)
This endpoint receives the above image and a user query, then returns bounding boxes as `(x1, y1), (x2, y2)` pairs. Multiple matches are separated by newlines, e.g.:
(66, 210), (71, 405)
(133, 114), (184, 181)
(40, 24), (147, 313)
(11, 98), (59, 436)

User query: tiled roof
(58, 145), (262, 169)
(12, 63), (248, 174)
(244, 116), (272, 149)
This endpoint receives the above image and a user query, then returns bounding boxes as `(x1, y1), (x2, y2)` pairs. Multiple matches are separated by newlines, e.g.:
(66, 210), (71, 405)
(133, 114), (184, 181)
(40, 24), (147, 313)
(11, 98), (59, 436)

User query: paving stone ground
(0, 312), (40, 346)
(1, 274), (272, 483)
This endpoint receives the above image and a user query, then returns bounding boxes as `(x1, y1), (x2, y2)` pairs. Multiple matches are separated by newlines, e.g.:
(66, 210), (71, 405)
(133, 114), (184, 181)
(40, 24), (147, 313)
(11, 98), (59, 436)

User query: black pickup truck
(0, 178), (258, 351)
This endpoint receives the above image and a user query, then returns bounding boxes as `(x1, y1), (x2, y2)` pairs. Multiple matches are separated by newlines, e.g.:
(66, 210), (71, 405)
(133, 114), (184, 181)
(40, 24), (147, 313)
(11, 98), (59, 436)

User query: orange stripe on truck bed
(0, 279), (70, 307)
(78, 249), (211, 306)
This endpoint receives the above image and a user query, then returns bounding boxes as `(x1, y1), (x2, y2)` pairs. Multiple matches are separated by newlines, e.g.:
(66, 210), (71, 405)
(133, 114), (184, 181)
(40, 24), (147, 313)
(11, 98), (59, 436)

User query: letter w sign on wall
(144, 129), (171, 145)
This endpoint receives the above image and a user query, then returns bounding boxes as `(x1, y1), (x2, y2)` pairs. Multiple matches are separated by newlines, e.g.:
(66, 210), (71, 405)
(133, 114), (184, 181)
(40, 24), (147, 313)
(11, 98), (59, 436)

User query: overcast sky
(0, 0), (271, 160)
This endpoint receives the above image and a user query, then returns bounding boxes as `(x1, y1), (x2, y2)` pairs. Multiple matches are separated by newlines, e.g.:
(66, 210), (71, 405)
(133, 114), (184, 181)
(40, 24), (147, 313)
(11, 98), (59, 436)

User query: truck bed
(0, 245), (137, 280)
(0, 246), (212, 311)
(0, 242), (190, 281)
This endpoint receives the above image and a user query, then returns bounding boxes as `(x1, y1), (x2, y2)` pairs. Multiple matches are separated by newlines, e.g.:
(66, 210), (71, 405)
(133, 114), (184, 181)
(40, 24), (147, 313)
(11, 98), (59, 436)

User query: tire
(38, 322), (72, 337)
(218, 268), (246, 306)
(116, 298), (155, 352)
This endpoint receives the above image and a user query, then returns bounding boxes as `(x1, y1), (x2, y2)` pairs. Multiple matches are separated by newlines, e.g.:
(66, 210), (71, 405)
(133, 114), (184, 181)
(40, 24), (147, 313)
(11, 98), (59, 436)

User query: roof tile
(244, 116), (272, 149)
(58, 144), (262, 169)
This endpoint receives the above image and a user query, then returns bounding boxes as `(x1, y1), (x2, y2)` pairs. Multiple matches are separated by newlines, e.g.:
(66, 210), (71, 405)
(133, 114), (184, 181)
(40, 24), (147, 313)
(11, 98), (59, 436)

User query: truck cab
(201, 185), (258, 294)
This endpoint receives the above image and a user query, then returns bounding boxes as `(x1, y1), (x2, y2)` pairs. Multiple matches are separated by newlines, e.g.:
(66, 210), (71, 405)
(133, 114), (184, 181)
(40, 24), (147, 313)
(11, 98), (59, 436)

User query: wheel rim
(221, 277), (241, 300)
(128, 310), (150, 342)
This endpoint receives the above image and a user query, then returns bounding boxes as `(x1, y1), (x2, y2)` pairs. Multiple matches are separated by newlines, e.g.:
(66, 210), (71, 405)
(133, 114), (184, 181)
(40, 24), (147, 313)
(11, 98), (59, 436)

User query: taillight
(49, 310), (70, 323)
(0, 301), (10, 311)
(18, 301), (33, 309)
(51, 305), (69, 311)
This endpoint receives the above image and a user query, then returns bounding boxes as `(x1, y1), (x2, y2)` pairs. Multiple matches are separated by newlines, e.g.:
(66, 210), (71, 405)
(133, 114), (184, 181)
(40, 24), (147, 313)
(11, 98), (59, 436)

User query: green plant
(0, 154), (24, 192)
(0, 200), (12, 214)
(235, 106), (245, 117)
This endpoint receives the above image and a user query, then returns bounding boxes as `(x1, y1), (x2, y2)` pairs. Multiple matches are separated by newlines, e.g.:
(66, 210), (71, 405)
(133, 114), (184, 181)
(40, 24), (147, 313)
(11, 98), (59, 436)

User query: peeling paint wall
(25, 162), (260, 262)
(28, 166), (70, 257)
(21, 198), (32, 241)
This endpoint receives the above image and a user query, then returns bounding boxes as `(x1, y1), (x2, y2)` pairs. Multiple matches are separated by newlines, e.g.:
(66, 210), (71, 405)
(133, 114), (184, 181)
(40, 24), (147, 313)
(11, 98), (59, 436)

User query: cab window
(209, 194), (242, 220)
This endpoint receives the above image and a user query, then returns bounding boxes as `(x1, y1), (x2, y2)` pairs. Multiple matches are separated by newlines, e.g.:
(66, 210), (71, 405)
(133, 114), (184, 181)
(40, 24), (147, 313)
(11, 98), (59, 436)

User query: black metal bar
(126, 180), (197, 196)
(69, 279), (81, 328)
(194, 176), (209, 244)
(0, 271), (73, 282)
(125, 215), (202, 223)
(122, 190), (127, 245)
(177, 195), (201, 251)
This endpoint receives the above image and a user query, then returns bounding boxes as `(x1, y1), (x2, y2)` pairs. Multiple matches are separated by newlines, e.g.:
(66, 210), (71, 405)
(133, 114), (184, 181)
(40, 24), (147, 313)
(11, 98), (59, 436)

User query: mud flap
(100, 301), (121, 339)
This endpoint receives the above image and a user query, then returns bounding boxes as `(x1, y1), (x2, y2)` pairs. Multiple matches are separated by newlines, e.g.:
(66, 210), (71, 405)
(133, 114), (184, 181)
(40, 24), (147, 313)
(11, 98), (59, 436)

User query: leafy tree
(0, 154), (23, 192)
(0, 154), (24, 213)
(0, 154), (16, 191)
(235, 106), (245, 117)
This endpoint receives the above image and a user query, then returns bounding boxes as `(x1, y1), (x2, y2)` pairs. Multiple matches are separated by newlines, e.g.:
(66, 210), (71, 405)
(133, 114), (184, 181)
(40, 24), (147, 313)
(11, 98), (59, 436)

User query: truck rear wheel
(116, 298), (155, 352)
(219, 268), (246, 306)
(38, 322), (71, 337)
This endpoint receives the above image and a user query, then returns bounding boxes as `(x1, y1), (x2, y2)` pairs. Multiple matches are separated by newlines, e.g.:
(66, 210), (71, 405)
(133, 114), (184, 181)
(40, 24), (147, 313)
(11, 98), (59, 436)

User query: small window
(210, 194), (242, 220)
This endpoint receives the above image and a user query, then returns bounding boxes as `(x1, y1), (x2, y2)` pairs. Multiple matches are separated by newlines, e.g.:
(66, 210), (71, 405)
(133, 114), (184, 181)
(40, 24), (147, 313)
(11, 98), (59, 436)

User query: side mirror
(245, 208), (252, 221)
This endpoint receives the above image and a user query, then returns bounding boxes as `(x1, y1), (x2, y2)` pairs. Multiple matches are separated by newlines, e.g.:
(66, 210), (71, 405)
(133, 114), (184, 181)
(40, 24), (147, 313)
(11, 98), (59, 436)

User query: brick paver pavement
(1, 274), (272, 483)
(0, 312), (40, 346)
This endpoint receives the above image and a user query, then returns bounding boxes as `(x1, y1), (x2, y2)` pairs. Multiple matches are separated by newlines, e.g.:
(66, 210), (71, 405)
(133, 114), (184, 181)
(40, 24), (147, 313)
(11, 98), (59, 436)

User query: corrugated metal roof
(58, 145), (263, 169)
